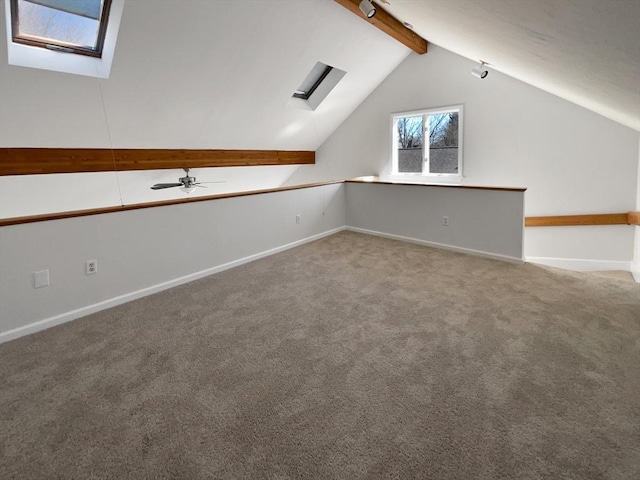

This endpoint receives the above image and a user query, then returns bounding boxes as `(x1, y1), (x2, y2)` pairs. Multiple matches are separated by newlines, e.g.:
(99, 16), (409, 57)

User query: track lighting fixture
(359, 0), (376, 19)
(471, 61), (489, 79)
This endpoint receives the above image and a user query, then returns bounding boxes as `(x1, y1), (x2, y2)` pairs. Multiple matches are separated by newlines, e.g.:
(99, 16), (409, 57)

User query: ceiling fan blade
(196, 181), (227, 184)
(151, 183), (183, 190)
(194, 184), (208, 188)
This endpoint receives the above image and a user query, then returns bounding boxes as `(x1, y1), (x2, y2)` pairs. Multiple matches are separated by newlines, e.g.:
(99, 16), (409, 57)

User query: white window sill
(386, 174), (464, 185)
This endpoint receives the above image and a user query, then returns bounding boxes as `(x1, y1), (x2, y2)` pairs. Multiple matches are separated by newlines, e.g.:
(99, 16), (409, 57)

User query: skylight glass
(11, 0), (111, 57)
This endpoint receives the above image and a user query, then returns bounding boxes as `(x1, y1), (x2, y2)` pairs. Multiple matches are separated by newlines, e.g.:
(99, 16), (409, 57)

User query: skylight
(293, 62), (333, 100)
(289, 61), (347, 111)
(10, 0), (112, 57)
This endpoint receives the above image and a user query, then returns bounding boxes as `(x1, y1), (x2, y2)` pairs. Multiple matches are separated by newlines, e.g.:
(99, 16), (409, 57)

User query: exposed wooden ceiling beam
(0, 148), (314, 175)
(334, 0), (427, 55)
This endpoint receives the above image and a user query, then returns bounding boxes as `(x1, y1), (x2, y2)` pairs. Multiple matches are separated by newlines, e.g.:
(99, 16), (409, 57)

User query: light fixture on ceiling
(471, 61), (489, 79)
(359, 0), (376, 19)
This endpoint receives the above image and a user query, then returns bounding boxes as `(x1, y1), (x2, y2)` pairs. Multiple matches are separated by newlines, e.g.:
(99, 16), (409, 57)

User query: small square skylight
(10, 0), (112, 57)
(293, 62), (334, 100)
(290, 61), (346, 111)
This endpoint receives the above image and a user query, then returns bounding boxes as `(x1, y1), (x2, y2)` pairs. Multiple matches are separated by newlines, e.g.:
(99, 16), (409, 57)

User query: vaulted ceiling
(0, 0), (638, 218)
(0, 0), (410, 151)
(1, 0), (638, 155)
(372, 0), (640, 131)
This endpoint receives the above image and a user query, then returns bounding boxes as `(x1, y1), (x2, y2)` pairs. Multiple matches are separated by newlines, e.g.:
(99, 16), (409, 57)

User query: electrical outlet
(296, 214), (301, 224)
(86, 259), (98, 275)
(34, 269), (49, 288)
(442, 216), (449, 226)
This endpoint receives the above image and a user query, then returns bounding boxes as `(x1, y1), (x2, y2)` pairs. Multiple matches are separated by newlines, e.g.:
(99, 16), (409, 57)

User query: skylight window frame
(288, 61), (347, 112)
(9, 0), (113, 58)
(292, 64), (334, 100)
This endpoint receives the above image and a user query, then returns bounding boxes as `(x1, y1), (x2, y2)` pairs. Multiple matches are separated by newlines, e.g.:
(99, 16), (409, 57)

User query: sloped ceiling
(375, 0), (640, 131)
(0, 0), (409, 150)
(1, 0), (638, 217)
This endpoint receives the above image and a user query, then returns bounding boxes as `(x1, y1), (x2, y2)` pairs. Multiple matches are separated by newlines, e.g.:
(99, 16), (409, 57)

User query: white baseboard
(526, 256), (632, 273)
(632, 264), (640, 283)
(632, 268), (640, 283)
(0, 227), (346, 344)
(345, 226), (524, 264)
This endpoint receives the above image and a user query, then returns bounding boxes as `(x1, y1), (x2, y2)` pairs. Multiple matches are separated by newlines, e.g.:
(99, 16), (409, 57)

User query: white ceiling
(0, 0), (410, 150)
(2, 0), (637, 152)
(377, 0), (640, 131)
(1, 0), (638, 218)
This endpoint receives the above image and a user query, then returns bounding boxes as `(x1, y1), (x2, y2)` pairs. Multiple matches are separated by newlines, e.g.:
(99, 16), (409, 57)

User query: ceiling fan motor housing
(180, 175), (197, 187)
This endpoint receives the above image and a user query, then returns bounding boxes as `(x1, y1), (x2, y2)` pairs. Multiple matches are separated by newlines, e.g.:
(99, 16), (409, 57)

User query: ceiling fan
(150, 168), (224, 193)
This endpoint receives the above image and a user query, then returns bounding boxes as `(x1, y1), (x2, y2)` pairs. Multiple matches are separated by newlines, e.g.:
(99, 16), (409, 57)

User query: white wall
(346, 183), (524, 262)
(317, 45), (640, 267)
(633, 135), (640, 282)
(2, 178), (531, 342)
(0, 184), (345, 341)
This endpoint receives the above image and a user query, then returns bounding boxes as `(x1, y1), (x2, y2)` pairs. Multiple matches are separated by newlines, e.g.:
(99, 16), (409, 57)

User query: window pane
(396, 115), (423, 173)
(428, 112), (459, 174)
(15, 0), (104, 51)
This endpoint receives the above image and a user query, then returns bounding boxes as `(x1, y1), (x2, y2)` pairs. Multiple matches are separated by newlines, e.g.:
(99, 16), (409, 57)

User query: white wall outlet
(34, 269), (49, 288)
(86, 259), (98, 275)
(296, 214), (301, 224)
(442, 216), (449, 226)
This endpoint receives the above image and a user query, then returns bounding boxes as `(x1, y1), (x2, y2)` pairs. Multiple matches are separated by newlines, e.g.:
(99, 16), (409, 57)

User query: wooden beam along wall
(525, 213), (640, 227)
(0, 148), (315, 176)
(0, 181), (342, 227)
(0, 170), (638, 228)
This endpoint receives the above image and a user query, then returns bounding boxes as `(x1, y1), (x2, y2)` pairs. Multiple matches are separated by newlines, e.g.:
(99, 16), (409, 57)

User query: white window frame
(4, 0), (125, 79)
(389, 104), (464, 183)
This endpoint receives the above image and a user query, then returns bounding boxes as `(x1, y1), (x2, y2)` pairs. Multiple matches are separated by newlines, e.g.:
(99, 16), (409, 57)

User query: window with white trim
(391, 105), (463, 181)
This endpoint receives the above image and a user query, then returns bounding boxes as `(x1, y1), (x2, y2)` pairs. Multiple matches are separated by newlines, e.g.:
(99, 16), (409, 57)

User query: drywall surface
(378, 0), (640, 131)
(633, 135), (640, 282)
(319, 45), (639, 265)
(635, 229), (640, 281)
(0, 184), (345, 340)
(345, 183), (524, 261)
(0, 0), (409, 218)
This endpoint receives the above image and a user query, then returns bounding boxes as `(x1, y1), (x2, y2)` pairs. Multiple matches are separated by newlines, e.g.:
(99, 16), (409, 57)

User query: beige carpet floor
(1, 231), (639, 479)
